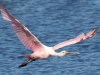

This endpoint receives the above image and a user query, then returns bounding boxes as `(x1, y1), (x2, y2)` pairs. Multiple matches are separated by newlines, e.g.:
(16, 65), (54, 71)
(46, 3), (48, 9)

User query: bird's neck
(51, 52), (65, 57)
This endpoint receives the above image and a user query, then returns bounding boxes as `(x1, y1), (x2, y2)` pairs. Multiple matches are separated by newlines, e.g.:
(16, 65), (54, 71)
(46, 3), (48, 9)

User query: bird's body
(25, 45), (72, 60)
(31, 45), (51, 59)
(0, 4), (97, 67)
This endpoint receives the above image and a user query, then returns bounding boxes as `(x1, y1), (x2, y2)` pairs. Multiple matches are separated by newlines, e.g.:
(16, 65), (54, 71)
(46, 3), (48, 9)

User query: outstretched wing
(0, 4), (44, 52)
(53, 29), (97, 50)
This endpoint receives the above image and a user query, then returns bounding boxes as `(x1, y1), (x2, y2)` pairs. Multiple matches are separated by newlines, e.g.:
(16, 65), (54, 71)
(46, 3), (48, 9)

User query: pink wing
(53, 29), (97, 50)
(0, 5), (44, 52)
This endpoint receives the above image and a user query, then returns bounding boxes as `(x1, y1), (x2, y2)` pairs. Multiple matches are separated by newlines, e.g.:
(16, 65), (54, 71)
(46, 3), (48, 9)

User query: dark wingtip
(0, 2), (6, 11)
(92, 28), (98, 35)
(94, 28), (98, 31)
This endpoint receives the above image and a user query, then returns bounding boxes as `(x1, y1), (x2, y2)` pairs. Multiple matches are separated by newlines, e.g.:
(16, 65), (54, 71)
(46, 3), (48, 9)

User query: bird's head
(60, 50), (71, 55)
(60, 50), (79, 56)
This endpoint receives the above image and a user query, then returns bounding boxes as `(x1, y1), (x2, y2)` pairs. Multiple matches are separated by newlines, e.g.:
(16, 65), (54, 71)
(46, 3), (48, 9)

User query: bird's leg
(18, 59), (36, 68)
(18, 59), (30, 68)
(29, 59), (36, 63)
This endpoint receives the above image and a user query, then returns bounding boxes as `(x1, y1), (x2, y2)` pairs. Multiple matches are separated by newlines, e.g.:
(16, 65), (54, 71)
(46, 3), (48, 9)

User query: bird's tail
(24, 54), (31, 59)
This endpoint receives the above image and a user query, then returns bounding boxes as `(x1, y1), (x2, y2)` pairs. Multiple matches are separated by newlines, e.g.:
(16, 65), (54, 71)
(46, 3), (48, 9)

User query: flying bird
(0, 4), (97, 68)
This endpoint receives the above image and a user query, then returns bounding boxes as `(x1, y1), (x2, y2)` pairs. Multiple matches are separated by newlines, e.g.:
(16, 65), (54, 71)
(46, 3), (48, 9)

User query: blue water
(0, 0), (100, 75)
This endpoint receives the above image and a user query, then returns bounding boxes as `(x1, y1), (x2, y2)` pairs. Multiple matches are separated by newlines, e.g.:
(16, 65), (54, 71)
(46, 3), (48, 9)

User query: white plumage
(0, 4), (97, 67)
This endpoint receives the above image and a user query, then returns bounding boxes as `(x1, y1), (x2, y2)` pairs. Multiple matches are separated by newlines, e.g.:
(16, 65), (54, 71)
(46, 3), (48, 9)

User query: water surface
(0, 0), (100, 75)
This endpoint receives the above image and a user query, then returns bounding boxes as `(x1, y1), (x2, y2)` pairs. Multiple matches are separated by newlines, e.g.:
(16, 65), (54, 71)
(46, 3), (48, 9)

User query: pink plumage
(0, 4), (97, 67)
(53, 29), (97, 50)
(0, 5), (44, 52)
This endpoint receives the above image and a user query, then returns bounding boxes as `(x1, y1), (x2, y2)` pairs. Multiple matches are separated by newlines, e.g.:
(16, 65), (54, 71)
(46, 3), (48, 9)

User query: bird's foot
(18, 59), (36, 68)
(18, 62), (29, 68)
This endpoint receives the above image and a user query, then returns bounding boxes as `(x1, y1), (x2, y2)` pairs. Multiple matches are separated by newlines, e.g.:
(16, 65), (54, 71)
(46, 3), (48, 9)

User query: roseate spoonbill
(0, 4), (97, 68)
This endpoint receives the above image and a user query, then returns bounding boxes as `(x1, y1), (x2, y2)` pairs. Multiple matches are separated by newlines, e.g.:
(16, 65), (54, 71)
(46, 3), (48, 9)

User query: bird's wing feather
(0, 4), (44, 52)
(53, 29), (97, 50)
